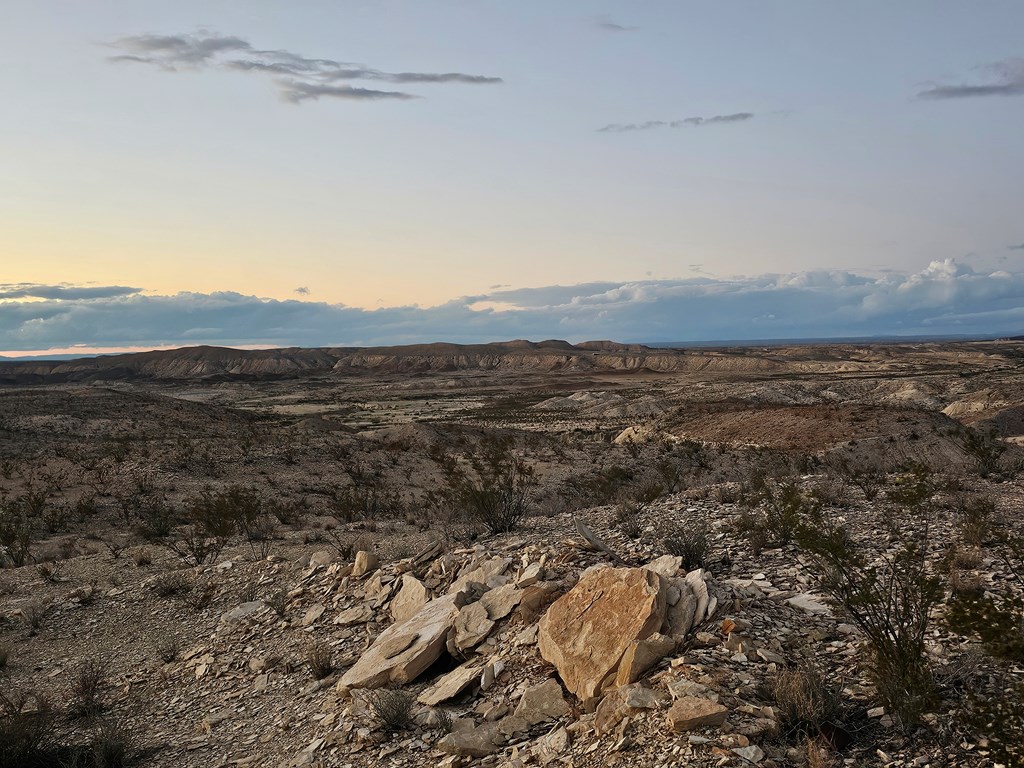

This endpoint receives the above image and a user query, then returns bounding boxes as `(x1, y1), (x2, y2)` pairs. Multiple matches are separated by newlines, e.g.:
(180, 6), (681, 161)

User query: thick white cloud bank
(2, 260), (1024, 353)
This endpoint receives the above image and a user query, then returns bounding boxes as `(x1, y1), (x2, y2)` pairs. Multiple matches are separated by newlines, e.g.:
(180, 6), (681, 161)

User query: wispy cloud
(595, 16), (637, 32)
(598, 113), (754, 132)
(1009, 243), (1024, 251)
(4, 261), (1024, 351)
(918, 57), (1024, 100)
(294, 287), (310, 296)
(107, 31), (502, 103)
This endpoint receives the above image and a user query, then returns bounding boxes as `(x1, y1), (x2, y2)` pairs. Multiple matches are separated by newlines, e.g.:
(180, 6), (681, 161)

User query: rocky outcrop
(538, 566), (667, 700)
(339, 592), (466, 689)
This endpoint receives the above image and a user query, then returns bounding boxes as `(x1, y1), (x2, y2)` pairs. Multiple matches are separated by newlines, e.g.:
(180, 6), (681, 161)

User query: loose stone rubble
(3, 491), (1014, 768)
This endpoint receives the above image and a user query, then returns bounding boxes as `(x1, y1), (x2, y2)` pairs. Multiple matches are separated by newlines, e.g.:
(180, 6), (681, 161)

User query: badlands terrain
(1, 339), (1023, 768)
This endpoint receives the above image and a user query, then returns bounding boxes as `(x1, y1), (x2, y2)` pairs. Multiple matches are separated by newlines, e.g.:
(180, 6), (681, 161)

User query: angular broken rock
(453, 601), (495, 650)
(352, 550), (379, 578)
(479, 583), (523, 621)
(333, 604), (374, 626)
(684, 569), (710, 627)
(514, 678), (570, 726)
(437, 716), (529, 758)
(539, 566), (666, 700)
(665, 577), (698, 639)
(391, 574), (430, 624)
(614, 632), (676, 687)
(534, 726), (570, 766)
(643, 555), (682, 578)
(666, 696), (729, 732)
(595, 683), (665, 735)
(417, 663), (482, 706)
(340, 592), (464, 689)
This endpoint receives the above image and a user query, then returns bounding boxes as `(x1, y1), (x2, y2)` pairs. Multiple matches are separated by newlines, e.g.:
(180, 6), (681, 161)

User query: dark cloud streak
(598, 113), (754, 132)
(108, 31), (501, 104)
(918, 57), (1024, 100)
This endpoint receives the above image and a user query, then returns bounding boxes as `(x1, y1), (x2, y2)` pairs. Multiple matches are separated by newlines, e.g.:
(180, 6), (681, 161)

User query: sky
(3, 1), (1024, 355)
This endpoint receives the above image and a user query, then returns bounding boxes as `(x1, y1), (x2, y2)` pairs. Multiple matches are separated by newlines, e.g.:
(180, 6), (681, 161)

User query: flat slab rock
(667, 696), (729, 732)
(340, 592), (464, 689)
(538, 565), (666, 700)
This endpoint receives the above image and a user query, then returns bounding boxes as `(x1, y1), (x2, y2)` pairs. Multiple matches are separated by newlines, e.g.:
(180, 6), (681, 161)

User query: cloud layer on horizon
(107, 31), (502, 103)
(2, 261), (1024, 353)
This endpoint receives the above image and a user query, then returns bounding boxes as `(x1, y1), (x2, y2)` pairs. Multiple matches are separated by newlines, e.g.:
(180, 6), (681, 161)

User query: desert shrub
(958, 427), (1007, 478)
(797, 487), (941, 726)
(444, 436), (536, 535)
(0, 499), (34, 567)
(305, 641), (334, 680)
(734, 481), (817, 551)
(165, 486), (263, 565)
(955, 495), (998, 547)
(135, 496), (174, 541)
(149, 571), (192, 598)
(614, 501), (644, 539)
(150, 630), (178, 663)
(770, 663), (842, 740)
(21, 600), (47, 634)
(663, 521), (710, 570)
(70, 659), (108, 717)
(242, 514), (278, 560)
(0, 690), (55, 768)
(368, 688), (414, 732)
(90, 716), (136, 768)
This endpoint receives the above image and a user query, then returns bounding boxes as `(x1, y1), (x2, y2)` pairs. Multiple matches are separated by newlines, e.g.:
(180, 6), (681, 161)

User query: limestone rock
(453, 601), (495, 650)
(517, 562), (542, 587)
(534, 726), (570, 766)
(352, 551), (379, 578)
(539, 566), (666, 700)
(479, 583), (523, 621)
(333, 604), (373, 626)
(684, 569), (710, 627)
(339, 592), (464, 689)
(220, 601), (264, 624)
(514, 678), (570, 726)
(666, 696), (729, 732)
(417, 663), (482, 706)
(614, 632), (676, 687)
(643, 555), (682, 578)
(391, 574), (429, 624)
(595, 683), (665, 735)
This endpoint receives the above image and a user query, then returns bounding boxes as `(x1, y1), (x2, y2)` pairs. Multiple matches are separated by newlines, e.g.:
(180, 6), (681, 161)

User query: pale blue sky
(3, 2), (1024, 352)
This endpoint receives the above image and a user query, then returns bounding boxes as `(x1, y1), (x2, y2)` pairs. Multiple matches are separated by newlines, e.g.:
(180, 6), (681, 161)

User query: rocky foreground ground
(3, 482), (1020, 768)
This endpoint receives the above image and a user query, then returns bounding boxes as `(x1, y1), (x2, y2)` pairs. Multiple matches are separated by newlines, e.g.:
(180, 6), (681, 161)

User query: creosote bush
(797, 467), (942, 727)
(440, 435), (536, 535)
(368, 688), (414, 732)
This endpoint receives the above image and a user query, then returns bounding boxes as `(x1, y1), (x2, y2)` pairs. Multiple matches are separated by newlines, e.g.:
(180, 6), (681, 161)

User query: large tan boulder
(340, 592), (465, 689)
(538, 566), (666, 700)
